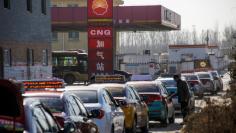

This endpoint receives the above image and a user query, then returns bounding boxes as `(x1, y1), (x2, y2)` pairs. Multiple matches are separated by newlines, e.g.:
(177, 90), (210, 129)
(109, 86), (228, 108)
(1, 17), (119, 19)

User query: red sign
(88, 0), (113, 76)
(88, 27), (113, 38)
(89, 61), (113, 73)
(87, 0), (113, 19)
(88, 49), (113, 61)
(88, 38), (113, 49)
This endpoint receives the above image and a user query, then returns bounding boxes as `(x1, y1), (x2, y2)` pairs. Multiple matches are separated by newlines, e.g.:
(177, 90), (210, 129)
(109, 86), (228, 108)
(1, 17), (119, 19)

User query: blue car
(127, 81), (175, 126)
(156, 78), (181, 111)
(156, 77), (195, 113)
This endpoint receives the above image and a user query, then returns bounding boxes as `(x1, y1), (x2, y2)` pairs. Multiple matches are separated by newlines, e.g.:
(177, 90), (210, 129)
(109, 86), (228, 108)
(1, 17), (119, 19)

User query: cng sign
(88, 27), (112, 38)
(88, 27), (113, 75)
(88, 0), (113, 76)
(88, 0), (113, 19)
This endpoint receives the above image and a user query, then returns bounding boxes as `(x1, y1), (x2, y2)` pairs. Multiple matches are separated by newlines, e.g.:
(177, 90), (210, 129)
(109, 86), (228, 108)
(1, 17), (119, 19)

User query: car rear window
(198, 74), (210, 78)
(73, 91), (98, 103)
(160, 80), (176, 87)
(131, 84), (160, 93)
(183, 75), (198, 80)
(36, 97), (63, 113)
(211, 72), (218, 77)
(105, 87), (126, 97)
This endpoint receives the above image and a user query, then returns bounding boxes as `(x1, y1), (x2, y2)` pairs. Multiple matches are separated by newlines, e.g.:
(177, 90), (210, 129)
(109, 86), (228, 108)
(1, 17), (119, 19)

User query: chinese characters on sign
(88, 0), (113, 76)
(88, 27), (113, 74)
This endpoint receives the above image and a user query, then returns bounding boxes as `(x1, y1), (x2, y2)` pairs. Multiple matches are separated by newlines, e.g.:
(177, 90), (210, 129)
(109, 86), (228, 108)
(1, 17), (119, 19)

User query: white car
(195, 72), (217, 94)
(66, 86), (125, 133)
(181, 73), (204, 98)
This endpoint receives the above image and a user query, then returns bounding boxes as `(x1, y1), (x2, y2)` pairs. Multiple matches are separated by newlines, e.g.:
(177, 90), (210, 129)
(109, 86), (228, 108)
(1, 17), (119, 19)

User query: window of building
(4, 0), (10, 9)
(68, 32), (79, 40)
(51, 4), (57, 7)
(3, 49), (11, 67)
(52, 32), (58, 41)
(26, 0), (32, 12)
(41, 0), (46, 15)
(67, 4), (78, 7)
(42, 49), (48, 66)
(27, 49), (34, 66)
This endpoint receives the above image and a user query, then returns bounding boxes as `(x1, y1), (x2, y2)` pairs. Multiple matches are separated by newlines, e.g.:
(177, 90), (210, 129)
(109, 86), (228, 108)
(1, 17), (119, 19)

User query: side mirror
(220, 75), (224, 78)
(64, 121), (76, 133)
(90, 109), (104, 119)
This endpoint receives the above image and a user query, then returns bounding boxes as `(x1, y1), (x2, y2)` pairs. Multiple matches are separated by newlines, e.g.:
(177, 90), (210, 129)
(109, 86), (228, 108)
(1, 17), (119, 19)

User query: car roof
(23, 91), (62, 97)
(127, 81), (160, 85)
(131, 74), (153, 81)
(181, 73), (195, 75)
(23, 98), (41, 107)
(66, 85), (105, 91)
(89, 83), (125, 88)
(156, 77), (174, 80)
(195, 71), (210, 74)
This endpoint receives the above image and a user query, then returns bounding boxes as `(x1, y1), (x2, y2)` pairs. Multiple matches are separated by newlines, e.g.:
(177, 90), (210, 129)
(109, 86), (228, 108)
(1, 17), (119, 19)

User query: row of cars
(0, 74), (187, 133)
(181, 70), (223, 97)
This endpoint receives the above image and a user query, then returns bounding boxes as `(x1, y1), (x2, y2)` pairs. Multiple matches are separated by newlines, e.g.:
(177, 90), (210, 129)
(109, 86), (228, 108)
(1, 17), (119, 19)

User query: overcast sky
(124, 0), (236, 32)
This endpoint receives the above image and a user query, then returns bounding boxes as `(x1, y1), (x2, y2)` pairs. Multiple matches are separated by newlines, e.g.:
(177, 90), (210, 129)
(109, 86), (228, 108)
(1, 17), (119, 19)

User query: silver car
(195, 72), (217, 94)
(66, 85), (125, 133)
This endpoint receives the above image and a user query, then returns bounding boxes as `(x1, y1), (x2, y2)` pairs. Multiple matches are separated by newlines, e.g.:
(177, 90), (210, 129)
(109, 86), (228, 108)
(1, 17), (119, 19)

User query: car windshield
(73, 90), (98, 103)
(105, 87), (126, 97)
(131, 84), (160, 93)
(211, 72), (218, 77)
(183, 75), (198, 80)
(36, 97), (63, 113)
(160, 80), (177, 87)
(198, 74), (210, 79)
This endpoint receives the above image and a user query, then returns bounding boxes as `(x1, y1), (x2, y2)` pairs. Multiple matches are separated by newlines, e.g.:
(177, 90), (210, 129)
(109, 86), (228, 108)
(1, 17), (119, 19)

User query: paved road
(149, 73), (230, 133)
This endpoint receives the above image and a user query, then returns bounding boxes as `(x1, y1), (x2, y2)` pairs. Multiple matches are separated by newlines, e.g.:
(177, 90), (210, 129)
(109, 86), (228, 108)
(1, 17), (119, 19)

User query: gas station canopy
(51, 5), (181, 31)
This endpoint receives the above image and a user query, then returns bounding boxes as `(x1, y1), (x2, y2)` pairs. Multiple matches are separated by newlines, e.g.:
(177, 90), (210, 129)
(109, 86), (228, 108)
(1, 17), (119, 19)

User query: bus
(52, 50), (88, 84)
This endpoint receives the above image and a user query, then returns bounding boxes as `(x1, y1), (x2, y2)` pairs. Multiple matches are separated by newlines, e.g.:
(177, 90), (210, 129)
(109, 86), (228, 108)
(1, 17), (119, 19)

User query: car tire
(65, 75), (75, 85)
(169, 113), (175, 124)
(141, 116), (149, 133)
(111, 125), (114, 133)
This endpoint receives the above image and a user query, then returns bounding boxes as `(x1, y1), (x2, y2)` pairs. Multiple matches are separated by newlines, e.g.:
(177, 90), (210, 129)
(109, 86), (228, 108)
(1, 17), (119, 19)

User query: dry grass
(182, 83), (236, 133)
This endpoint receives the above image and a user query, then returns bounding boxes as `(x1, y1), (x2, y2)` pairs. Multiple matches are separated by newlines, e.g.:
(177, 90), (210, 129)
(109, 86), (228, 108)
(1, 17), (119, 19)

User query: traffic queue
(0, 73), (199, 133)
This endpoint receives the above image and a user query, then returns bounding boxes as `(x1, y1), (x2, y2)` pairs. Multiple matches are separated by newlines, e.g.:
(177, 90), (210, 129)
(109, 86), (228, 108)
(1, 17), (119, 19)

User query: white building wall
(169, 47), (208, 62)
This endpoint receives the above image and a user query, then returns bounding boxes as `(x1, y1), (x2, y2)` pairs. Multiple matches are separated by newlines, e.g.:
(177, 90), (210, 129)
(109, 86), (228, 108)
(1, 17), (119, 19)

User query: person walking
(172, 74), (190, 124)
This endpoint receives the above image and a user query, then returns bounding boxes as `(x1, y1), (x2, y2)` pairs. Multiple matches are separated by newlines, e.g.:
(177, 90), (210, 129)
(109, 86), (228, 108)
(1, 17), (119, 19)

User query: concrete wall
(0, 0), (51, 43)
(52, 32), (88, 51)
(169, 47), (209, 62)
(0, 0), (52, 80)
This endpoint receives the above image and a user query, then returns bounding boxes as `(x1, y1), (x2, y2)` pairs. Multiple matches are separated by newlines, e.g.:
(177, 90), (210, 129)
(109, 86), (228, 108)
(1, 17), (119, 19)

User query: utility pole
(206, 30), (209, 45)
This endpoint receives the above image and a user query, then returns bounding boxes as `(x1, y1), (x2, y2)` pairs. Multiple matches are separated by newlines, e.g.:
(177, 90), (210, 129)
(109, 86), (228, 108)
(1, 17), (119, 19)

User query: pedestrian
(171, 74), (190, 124)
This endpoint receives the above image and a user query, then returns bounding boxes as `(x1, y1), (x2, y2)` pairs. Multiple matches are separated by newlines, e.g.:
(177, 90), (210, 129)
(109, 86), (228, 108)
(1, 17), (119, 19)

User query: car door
(73, 96), (98, 133)
(32, 104), (61, 133)
(127, 86), (143, 127)
(66, 95), (95, 133)
(102, 89), (115, 133)
(129, 86), (148, 128)
(104, 89), (125, 133)
(159, 85), (174, 117)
